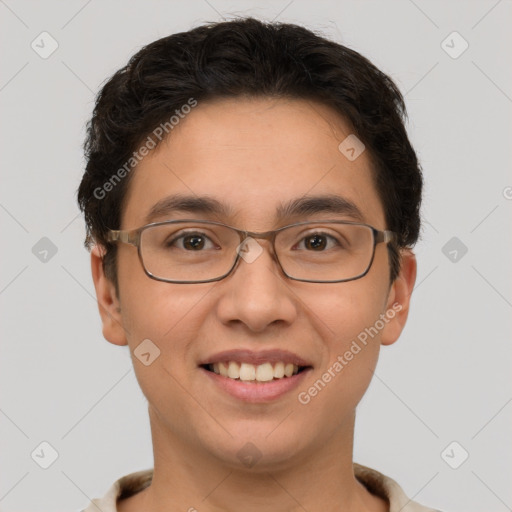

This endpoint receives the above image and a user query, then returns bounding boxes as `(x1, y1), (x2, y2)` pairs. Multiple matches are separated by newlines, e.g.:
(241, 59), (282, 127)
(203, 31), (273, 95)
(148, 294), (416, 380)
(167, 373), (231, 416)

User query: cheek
(119, 284), (209, 425)
(296, 281), (387, 406)
(296, 288), (384, 428)
(304, 279), (387, 346)
(121, 281), (210, 349)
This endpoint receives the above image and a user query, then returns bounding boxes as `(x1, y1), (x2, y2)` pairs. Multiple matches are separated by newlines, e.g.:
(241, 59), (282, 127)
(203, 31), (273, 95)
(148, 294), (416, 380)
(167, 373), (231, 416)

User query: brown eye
(182, 235), (206, 250)
(304, 235), (327, 250)
(165, 231), (216, 250)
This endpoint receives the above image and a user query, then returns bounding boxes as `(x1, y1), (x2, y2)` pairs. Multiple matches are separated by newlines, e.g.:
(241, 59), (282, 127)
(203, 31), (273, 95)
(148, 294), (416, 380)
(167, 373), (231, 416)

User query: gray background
(1, 1), (511, 511)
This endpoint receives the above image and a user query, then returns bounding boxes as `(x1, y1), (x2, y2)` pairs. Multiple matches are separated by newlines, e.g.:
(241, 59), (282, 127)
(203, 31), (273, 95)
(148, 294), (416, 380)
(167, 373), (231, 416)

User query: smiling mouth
(201, 361), (311, 383)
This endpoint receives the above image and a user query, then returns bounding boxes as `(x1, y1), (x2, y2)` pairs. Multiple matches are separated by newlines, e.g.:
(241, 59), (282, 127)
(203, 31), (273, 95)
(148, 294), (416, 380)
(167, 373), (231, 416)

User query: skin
(91, 97), (416, 512)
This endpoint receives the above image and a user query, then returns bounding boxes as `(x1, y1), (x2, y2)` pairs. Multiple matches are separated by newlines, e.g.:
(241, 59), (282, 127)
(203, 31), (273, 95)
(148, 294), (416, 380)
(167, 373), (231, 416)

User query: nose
(215, 238), (298, 333)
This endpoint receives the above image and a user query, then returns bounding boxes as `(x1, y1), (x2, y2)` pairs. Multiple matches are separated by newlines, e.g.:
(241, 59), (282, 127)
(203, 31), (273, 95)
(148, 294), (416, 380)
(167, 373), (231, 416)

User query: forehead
(121, 97), (385, 229)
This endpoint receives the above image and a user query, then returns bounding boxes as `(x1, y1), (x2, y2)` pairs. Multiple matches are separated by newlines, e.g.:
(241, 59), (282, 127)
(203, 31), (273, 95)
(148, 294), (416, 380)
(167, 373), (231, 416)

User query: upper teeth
(210, 361), (299, 382)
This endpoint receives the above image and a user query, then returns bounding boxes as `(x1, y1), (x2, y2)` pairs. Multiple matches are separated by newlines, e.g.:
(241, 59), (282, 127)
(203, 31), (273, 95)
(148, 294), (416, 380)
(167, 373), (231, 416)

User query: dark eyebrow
(144, 193), (364, 224)
(276, 194), (364, 222)
(144, 194), (234, 223)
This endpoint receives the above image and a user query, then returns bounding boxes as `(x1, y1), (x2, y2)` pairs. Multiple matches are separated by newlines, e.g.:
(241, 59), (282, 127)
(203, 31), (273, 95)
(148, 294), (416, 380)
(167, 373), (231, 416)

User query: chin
(208, 425), (307, 471)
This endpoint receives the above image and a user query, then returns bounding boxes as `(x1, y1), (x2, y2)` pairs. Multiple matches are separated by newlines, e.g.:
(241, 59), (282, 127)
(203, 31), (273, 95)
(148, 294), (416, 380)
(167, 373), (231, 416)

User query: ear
(380, 249), (417, 346)
(90, 245), (128, 346)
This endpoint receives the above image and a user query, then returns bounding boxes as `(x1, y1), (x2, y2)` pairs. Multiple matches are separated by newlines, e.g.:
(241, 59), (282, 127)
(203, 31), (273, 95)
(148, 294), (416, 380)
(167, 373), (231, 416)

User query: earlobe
(380, 249), (417, 346)
(90, 245), (128, 346)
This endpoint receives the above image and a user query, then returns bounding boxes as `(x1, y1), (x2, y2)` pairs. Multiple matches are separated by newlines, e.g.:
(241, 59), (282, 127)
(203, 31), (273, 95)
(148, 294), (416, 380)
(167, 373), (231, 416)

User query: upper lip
(199, 349), (312, 367)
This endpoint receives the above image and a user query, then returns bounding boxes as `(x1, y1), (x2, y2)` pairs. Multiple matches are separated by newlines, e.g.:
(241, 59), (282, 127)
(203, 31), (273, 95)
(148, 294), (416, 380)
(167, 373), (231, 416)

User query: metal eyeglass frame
(106, 219), (397, 284)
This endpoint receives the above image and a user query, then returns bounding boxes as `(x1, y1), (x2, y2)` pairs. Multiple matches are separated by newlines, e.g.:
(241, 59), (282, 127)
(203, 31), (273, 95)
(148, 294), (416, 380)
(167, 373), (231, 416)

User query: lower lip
(200, 367), (312, 403)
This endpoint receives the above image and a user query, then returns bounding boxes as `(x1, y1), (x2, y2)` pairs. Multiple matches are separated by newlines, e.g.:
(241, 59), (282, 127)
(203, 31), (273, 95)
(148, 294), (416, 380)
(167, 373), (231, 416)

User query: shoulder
(353, 463), (444, 512)
(81, 469), (153, 512)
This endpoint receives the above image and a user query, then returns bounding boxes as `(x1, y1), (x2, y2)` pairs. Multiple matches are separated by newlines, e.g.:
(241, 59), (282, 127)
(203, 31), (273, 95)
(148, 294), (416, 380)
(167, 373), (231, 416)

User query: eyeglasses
(106, 219), (396, 284)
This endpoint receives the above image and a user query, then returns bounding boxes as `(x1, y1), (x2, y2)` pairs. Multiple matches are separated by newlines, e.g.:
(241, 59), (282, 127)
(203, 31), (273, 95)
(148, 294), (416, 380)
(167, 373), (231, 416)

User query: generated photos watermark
(93, 97), (198, 200)
(297, 301), (402, 405)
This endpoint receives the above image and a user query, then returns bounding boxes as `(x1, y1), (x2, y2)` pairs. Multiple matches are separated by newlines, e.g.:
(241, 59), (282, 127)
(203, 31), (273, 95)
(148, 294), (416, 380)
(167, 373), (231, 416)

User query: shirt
(81, 463), (441, 512)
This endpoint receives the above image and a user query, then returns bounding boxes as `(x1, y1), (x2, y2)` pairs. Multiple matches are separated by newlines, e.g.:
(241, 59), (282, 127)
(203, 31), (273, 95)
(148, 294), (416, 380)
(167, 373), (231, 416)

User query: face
(92, 97), (416, 471)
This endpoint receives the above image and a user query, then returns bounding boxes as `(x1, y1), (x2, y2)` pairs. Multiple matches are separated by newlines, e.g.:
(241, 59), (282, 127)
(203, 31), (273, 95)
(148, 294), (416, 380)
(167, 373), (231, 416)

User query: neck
(120, 406), (387, 512)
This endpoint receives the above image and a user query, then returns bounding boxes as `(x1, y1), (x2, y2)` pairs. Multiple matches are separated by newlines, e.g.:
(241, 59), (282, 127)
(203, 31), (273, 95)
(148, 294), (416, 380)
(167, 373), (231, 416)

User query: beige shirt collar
(82, 463), (440, 512)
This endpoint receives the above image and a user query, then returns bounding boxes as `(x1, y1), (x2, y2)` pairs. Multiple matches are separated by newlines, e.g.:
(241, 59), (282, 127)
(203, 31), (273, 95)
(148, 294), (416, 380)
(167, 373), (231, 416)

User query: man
(78, 17), (440, 512)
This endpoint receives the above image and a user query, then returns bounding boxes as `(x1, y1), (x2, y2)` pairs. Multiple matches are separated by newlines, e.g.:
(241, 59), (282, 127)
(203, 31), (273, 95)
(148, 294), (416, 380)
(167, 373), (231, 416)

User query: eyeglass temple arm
(376, 230), (397, 245)
(107, 229), (140, 245)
